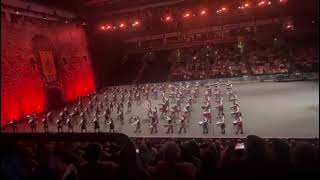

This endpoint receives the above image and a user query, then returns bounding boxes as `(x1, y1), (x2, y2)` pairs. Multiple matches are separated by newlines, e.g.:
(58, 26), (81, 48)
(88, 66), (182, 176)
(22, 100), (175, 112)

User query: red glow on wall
(1, 72), (46, 126)
(62, 69), (95, 101)
(1, 19), (96, 127)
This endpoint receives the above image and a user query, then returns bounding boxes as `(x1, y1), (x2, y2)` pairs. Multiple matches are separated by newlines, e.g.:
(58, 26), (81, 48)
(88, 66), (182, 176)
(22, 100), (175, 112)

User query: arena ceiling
(25, 0), (192, 14)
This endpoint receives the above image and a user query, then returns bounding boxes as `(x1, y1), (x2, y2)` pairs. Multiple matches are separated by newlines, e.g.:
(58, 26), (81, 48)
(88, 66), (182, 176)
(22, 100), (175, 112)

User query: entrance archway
(46, 88), (64, 110)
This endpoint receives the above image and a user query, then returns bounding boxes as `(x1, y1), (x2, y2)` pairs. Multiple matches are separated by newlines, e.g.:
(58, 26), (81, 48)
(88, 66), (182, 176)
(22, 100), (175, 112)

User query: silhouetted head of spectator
(201, 144), (219, 168)
(245, 135), (266, 160)
(292, 142), (316, 169)
(84, 143), (102, 163)
(162, 141), (180, 164)
(181, 140), (200, 161)
(269, 139), (290, 164)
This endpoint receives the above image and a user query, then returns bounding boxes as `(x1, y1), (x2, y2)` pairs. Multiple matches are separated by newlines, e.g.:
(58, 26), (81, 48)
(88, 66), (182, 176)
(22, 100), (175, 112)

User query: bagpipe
(131, 120), (139, 126)
(46, 112), (52, 117)
(66, 118), (72, 124)
(233, 120), (239, 125)
(201, 102), (210, 109)
(216, 120), (224, 126)
(41, 117), (47, 123)
(198, 120), (207, 125)
(129, 116), (139, 123)
(202, 111), (211, 117)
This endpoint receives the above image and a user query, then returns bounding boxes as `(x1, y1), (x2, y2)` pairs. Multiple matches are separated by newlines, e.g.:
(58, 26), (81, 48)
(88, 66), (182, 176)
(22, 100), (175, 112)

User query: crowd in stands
(170, 43), (318, 81)
(1, 134), (319, 180)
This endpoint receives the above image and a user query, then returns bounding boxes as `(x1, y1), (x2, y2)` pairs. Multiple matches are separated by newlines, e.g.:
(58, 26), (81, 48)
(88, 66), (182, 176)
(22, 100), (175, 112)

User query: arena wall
(1, 14), (95, 126)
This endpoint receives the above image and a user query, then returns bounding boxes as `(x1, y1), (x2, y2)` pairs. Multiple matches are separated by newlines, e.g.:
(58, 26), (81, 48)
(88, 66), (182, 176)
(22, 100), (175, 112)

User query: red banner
(39, 51), (57, 82)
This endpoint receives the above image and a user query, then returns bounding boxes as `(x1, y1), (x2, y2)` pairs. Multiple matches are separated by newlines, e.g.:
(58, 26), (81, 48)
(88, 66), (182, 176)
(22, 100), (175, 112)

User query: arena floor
(3, 81), (319, 138)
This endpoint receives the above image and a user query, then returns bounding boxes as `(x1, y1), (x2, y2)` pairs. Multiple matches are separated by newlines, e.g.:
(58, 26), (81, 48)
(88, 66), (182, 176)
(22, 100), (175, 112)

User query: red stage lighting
(100, 26), (105, 30)
(258, 1), (266, 6)
(119, 23), (126, 28)
(183, 12), (191, 18)
(132, 21), (140, 27)
(200, 10), (207, 16)
(217, 7), (227, 14)
(106, 25), (112, 30)
(165, 16), (173, 21)
(279, 0), (288, 4)
(239, 3), (250, 9)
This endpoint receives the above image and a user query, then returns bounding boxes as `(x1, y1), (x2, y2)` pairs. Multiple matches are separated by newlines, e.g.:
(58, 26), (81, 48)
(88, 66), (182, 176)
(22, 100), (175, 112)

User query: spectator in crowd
(147, 141), (196, 180)
(78, 143), (120, 180)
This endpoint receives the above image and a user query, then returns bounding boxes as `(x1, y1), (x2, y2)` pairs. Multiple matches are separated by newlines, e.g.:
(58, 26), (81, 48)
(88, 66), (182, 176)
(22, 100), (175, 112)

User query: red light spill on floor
(62, 68), (95, 101)
(1, 75), (46, 126)
(1, 67), (95, 127)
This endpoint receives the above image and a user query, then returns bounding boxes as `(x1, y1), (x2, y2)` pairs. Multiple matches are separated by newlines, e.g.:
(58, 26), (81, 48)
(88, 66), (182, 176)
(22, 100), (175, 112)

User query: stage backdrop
(39, 51), (57, 82)
(1, 13), (95, 126)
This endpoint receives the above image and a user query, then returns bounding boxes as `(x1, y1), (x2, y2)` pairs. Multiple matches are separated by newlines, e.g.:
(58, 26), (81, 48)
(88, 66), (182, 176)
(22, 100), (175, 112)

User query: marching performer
(78, 99), (84, 111)
(234, 113), (244, 135)
(89, 101), (94, 112)
(136, 92), (141, 105)
(95, 105), (100, 117)
(185, 101), (192, 115)
(225, 80), (232, 90)
(213, 81), (220, 89)
(152, 87), (158, 100)
(80, 113), (87, 132)
(93, 117), (100, 133)
(104, 108), (110, 125)
(93, 93), (98, 104)
(187, 96), (193, 109)
(106, 118), (115, 133)
(201, 117), (209, 134)
(128, 92), (133, 102)
(159, 103), (168, 117)
(112, 93), (117, 103)
(9, 119), (18, 132)
(215, 97), (224, 116)
(216, 113), (226, 134)
(47, 111), (53, 123)
(230, 102), (240, 117)
(127, 99), (132, 112)
(42, 116), (49, 132)
(99, 101), (104, 111)
(56, 117), (63, 132)
(178, 115), (187, 134)
(132, 116), (141, 133)
(117, 110), (124, 125)
(166, 116), (174, 134)
(120, 92), (125, 102)
(104, 92), (109, 104)
(116, 102), (121, 114)
(84, 107), (90, 117)
(207, 86), (212, 97)
(203, 108), (212, 123)
(70, 110), (78, 124)
(182, 108), (190, 123)
(147, 99), (152, 114)
(213, 87), (221, 101)
(28, 114), (37, 132)
(169, 108), (176, 123)
(150, 113), (158, 134)
(67, 118), (73, 132)
(109, 101), (114, 112)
